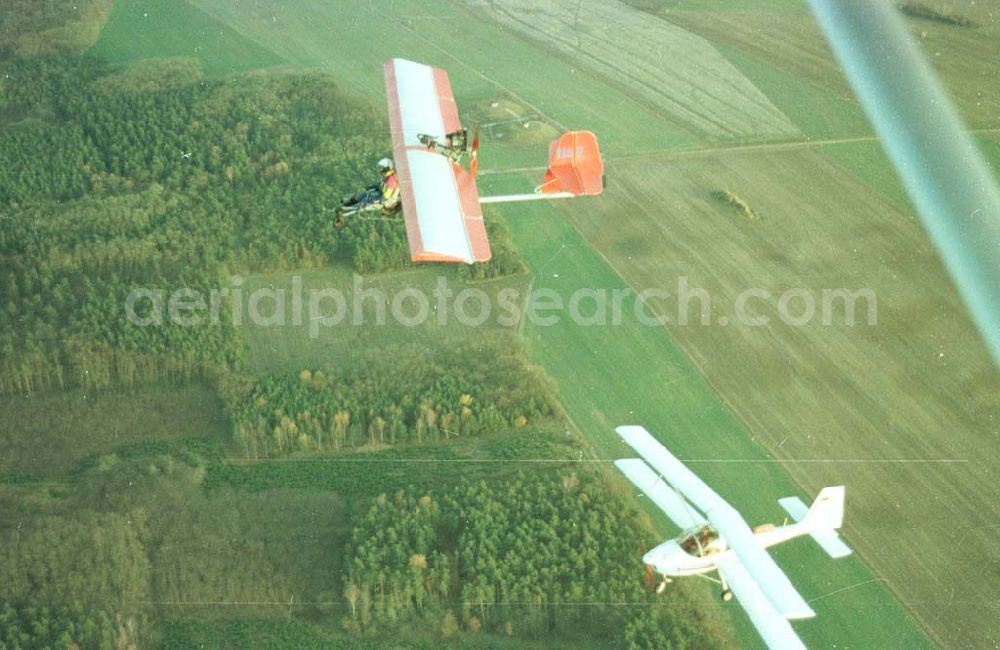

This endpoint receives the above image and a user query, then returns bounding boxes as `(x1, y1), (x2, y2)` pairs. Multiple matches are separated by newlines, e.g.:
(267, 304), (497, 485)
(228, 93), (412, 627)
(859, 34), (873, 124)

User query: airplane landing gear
(718, 571), (733, 601)
(646, 564), (673, 594)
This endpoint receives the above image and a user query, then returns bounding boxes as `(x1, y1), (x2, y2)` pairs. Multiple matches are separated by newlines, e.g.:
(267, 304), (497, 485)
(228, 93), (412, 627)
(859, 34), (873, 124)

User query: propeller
(470, 126), (480, 177)
(638, 541), (656, 593)
(644, 563), (656, 593)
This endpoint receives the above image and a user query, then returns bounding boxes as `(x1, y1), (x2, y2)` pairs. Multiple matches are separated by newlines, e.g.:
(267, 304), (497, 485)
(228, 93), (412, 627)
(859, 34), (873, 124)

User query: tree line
(217, 340), (559, 458)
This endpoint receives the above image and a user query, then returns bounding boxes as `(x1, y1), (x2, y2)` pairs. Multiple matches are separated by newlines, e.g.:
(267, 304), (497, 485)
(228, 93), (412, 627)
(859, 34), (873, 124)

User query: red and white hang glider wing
(384, 58), (491, 264)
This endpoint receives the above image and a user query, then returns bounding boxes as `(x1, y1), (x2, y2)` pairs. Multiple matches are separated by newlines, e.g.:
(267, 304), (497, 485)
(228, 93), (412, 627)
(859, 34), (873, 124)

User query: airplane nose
(643, 540), (682, 571)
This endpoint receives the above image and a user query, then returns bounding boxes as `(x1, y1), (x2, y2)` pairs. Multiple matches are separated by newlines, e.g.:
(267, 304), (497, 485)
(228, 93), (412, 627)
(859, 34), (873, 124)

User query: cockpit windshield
(680, 525), (720, 557)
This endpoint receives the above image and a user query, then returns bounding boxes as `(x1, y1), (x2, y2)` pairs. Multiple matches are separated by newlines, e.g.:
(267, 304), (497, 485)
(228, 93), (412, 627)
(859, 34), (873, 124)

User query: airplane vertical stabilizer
(803, 486), (845, 529)
(778, 487), (852, 559)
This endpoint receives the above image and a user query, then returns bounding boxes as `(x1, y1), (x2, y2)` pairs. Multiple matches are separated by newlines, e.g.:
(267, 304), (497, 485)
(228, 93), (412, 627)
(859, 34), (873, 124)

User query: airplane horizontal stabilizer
(778, 493), (852, 559)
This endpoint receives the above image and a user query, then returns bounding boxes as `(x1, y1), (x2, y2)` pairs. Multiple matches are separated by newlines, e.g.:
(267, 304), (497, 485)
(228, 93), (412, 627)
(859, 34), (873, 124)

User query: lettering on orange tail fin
(541, 131), (604, 195)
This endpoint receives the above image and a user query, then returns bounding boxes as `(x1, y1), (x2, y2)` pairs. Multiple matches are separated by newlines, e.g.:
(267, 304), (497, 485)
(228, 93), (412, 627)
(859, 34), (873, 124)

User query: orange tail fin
(539, 131), (604, 195)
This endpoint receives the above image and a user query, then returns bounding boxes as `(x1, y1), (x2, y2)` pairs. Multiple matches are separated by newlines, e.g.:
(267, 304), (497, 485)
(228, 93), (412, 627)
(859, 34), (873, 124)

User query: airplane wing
(717, 557), (807, 650)
(614, 458), (707, 530)
(616, 425), (815, 620)
(383, 58), (491, 264)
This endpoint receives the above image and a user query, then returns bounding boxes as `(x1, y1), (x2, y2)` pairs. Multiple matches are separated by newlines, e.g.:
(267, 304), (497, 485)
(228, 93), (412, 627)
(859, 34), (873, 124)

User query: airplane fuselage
(645, 521), (811, 577)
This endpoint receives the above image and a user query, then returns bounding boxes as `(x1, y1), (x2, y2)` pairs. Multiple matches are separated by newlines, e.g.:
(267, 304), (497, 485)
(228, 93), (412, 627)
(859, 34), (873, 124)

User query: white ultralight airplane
(614, 425), (852, 650)
(381, 57), (604, 264)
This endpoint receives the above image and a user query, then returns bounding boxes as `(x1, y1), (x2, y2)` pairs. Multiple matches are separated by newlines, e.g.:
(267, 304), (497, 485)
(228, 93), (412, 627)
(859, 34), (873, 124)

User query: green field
(89, 0), (285, 76)
(662, 1), (1000, 128)
(821, 140), (914, 211)
(713, 43), (871, 139)
(189, 0), (700, 160)
(1, 382), (227, 476)
(236, 266), (529, 374)
(70, 0), (999, 647)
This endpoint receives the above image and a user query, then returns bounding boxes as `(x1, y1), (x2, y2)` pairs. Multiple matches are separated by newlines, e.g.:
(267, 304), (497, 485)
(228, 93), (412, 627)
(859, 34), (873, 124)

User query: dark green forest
(0, 601), (134, 650)
(344, 474), (713, 647)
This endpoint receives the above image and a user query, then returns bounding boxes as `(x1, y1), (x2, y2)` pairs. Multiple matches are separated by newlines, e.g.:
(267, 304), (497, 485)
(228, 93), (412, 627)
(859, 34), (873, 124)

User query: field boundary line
(216, 457), (966, 464)
(479, 127), (1000, 176)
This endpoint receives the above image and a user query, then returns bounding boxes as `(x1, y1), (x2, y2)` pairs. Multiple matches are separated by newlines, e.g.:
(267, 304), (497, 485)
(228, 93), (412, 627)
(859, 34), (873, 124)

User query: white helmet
(378, 157), (394, 172)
